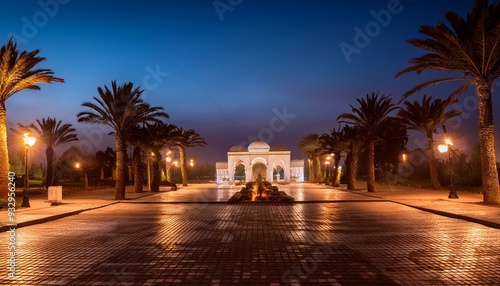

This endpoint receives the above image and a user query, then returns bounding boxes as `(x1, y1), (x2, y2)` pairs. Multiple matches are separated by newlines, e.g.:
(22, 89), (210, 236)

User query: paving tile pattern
(1, 202), (499, 285)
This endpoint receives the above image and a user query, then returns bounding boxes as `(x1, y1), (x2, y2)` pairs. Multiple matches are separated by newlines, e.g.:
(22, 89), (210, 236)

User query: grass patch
(0, 198), (20, 210)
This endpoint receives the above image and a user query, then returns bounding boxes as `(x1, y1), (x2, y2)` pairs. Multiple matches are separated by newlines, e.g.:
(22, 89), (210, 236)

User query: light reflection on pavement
(139, 182), (378, 202)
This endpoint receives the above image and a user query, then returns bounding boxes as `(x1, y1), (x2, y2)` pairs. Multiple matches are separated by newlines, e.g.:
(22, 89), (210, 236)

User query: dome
(228, 145), (247, 152)
(248, 140), (270, 152)
(270, 144), (289, 152)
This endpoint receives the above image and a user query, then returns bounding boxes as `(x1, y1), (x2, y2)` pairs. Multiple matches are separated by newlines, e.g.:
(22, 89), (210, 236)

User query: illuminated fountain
(228, 174), (294, 203)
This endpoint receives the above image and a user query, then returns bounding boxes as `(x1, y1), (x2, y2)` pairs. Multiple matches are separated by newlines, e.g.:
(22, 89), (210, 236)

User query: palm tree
(338, 92), (398, 192)
(60, 146), (95, 191)
(16, 117), (78, 188)
(127, 125), (147, 193)
(375, 120), (408, 183)
(341, 125), (364, 190)
(139, 123), (177, 192)
(395, 0), (500, 203)
(95, 147), (115, 180)
(172, 127), (207, 186)
(320, 127), (347, 187)
(77, 81), (168, 199)
(397, 95), (462, 189)
(0, 38), (63, 198)
(297, 134), (324, 183)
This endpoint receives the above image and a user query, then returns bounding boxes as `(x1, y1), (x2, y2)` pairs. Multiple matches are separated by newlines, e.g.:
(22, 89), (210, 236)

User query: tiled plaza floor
(1, 200), (499, 285)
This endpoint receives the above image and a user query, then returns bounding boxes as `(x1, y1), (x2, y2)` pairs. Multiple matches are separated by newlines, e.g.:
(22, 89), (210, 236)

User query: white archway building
(216, 140), (304, 183)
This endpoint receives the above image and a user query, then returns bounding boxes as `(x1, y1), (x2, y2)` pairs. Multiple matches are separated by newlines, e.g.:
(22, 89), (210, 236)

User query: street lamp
(147, 152), (154, 191)
(325, 159), (331, 185)
(166, 151), (171, 181)
(22, 133), (36, 208)
(190, 159), (194, 167)
(75, 162), (88, 191)
(438, 138), (458, 199)
(171, 153), (178, 190)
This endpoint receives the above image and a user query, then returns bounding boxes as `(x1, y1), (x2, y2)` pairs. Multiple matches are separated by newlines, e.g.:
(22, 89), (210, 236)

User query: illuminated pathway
(2, 189), (499, 285)
(133, 183), (384, 202)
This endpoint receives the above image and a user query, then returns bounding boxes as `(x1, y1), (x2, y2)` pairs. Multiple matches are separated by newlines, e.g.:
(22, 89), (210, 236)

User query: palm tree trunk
(332, 154), (341, 187)
(132, 146), (143, 193)
(45, 147), (55, 188)
(0, 103), (9, 199)
(314, 156), (321, 183)
(427, 134), (441, 190)
(476, 82), (500, 204)
(346, 147), (360, 190)
(367, 137), (375, 192)
(151, 151), (161, 192)
(179, 147), (188, 186)
(308, 157), (315, 182)
(345, 153), (353, 189)
(166, 165), (171, 182)
(114, 133), (127, 199)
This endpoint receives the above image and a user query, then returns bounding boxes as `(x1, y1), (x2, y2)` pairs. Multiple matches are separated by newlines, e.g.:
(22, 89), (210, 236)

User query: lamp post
(438, 138), (458, 199)
(166, 151), (171, 181)
(171, 153), (178, 190)
(75, 162), (88, 191)
(147, 152), (154, 191)
(325, 156), (331, 185)
(22, 133), (36, 208)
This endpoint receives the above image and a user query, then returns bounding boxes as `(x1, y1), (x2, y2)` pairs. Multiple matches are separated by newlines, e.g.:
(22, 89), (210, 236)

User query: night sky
(3, 0), (497, 164)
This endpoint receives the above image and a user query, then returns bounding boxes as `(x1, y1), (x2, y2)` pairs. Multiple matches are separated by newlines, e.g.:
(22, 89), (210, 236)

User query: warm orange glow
(445, 138), (453, 146)
(166, 156), (171, 163)
(402, 154), (407, 161)
(190, 159), (194, 167)
(23, 132), (36, 147)
(438, 144), (448, 153)
(75, 162), (81, 169)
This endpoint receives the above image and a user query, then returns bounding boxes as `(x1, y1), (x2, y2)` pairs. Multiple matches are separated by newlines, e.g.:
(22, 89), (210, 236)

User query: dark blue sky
(3, 0), (497, 163)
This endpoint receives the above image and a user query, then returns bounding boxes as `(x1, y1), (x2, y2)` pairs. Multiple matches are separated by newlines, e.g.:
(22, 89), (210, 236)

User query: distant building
(216, 140), (304, 183)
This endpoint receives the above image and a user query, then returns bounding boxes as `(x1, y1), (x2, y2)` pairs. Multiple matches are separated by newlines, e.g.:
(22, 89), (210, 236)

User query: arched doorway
(234, 161), (246, 183)
(273, 166), (284, 181)
(252, 163), (267, 181)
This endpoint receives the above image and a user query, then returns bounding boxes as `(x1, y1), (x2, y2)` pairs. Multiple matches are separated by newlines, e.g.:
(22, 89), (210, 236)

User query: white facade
(216, 141), (304, 183)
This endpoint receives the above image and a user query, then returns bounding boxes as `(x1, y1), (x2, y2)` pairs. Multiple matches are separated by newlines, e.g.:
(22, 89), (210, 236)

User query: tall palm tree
(338, 92), (398, 192)
(139, 123), (177, 192)
(172, 127), (207, 186)
(16, 117), (78, 188)
(341, 125), (364, 190)
(297, 133), (324, 183)
(60, 146), (95, 191)
(320, 127), (347, 187)
(0, 38), (63, 198)
(77, 81), (168, 199)
(127, 125), (148, 193)
(397, 95), (462, 189)
(95, 147), (115, 180)
(375, 120), (408, 183)
(395, 0), (500, 204)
